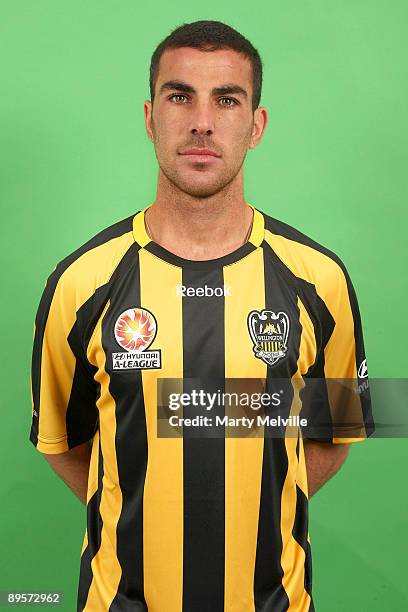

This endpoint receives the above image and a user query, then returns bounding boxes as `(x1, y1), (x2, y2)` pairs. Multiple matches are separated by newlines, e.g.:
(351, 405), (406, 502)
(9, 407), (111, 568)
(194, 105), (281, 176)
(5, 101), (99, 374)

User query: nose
(189, 101), (214, 136)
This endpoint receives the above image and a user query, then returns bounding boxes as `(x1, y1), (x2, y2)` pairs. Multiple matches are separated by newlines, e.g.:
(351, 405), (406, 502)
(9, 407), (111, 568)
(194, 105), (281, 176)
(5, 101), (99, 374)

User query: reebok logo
(176, 284), (232, 297)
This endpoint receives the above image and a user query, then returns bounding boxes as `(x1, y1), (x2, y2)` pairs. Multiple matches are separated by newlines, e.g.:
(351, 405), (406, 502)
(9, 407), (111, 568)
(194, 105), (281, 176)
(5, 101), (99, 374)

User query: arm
(304, 439), (350, 498)
(42, 440), (92, 506)
(29, 259), (99, 492)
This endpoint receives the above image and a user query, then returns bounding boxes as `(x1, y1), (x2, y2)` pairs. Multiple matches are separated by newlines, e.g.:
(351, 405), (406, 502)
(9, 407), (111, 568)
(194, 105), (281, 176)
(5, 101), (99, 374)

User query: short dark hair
(149, 20), (263, 111)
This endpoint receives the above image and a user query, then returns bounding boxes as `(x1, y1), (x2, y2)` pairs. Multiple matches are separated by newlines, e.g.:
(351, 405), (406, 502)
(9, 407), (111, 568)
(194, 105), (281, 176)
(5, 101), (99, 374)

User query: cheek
(154, 118), (183, 151)
(222, 121), (253, 154)
(153, 124), (171, 151)
(219, 110), (252, 135)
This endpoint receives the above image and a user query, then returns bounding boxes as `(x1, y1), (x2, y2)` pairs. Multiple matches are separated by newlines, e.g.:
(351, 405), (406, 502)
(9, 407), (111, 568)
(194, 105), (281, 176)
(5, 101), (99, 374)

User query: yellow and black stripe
(29, 204), (374, 611)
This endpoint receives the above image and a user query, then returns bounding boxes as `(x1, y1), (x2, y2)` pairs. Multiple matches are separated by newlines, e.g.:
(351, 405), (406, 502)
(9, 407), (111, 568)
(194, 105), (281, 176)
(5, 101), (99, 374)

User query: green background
(1, 0), (407, 609)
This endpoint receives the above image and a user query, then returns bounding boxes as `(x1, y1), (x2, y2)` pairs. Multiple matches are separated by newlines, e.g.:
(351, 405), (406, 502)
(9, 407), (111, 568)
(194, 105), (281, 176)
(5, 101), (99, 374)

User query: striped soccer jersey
(29, 204), (373, 611)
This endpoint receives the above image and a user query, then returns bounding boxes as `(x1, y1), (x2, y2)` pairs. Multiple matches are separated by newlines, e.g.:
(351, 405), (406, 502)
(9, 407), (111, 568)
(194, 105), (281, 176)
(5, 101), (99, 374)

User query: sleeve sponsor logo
(358, 358), (368, 379)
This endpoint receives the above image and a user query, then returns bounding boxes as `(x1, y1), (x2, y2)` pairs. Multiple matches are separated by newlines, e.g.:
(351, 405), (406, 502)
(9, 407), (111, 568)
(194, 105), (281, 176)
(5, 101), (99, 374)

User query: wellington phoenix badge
(247, 309), (290, 367)
(112, 308), (161, 370)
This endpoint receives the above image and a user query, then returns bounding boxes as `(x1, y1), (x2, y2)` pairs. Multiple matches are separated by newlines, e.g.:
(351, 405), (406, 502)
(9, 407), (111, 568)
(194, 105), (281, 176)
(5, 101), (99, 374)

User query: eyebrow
(159, 80), (248, 98)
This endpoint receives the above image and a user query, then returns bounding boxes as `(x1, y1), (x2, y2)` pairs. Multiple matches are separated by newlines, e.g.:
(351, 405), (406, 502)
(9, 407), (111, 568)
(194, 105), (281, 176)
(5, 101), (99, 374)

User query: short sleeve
(29, 266), (99, 454)
(303, 262), (375, 444)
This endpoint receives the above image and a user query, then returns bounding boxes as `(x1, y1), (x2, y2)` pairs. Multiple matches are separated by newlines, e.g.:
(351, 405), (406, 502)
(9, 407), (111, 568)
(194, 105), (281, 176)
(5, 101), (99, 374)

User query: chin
(182, 185), (224, 199)
(176, 174), (234, 199)
(160, 163), (236, 198)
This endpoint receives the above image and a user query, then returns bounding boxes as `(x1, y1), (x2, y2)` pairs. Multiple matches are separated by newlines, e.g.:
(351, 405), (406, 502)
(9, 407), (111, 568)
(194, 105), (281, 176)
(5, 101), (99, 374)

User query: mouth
(179, 148), (221, 161)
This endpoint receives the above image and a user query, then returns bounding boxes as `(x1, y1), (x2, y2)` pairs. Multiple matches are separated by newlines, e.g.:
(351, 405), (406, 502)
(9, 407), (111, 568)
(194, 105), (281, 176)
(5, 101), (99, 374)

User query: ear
(248, 107), (268, 150)
(144, 100), (154, 142)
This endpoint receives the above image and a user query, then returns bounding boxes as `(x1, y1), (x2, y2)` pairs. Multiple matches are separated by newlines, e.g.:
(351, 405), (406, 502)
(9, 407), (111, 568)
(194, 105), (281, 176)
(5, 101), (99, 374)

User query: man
(29, 20), (373, 611)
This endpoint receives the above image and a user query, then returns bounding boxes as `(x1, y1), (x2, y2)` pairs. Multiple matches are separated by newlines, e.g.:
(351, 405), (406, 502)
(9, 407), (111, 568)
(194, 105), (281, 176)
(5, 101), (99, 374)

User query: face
(144, 47), (267, 198)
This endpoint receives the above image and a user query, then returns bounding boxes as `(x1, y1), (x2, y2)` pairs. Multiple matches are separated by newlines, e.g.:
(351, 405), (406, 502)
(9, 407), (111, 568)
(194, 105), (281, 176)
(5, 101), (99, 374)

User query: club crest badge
(247, 309), (290, 367)
(112, 308), (161, 370)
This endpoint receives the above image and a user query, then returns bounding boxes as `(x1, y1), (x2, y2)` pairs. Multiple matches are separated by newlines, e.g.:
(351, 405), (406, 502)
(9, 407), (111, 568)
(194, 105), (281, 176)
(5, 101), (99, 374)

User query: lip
(179, 148), (221, 158)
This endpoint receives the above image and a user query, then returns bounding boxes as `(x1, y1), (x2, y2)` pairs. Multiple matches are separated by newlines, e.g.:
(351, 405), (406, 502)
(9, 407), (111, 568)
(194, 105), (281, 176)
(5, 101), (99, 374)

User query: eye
(219, 97), (238, 107)
(169, 94), (189, 103)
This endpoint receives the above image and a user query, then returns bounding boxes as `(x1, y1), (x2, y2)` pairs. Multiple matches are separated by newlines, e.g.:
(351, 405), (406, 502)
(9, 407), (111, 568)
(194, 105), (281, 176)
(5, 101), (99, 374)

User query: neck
(144, 169), (254, 260)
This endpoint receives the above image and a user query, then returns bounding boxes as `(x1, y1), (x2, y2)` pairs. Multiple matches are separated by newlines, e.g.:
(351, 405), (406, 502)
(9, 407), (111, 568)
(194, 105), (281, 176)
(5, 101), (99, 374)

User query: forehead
(156, 47), (252, 90)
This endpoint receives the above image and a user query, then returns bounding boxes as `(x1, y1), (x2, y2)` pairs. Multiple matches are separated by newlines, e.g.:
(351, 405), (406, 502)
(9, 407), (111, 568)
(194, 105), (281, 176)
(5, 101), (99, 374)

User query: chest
(87, 251), (319, 384)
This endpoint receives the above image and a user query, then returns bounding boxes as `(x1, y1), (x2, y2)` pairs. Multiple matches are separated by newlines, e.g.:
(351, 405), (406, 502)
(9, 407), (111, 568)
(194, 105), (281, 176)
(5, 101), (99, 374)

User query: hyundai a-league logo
(248, 309), (290, 367)
(112, 308), (161, 370)
(114, 308), (157, 351)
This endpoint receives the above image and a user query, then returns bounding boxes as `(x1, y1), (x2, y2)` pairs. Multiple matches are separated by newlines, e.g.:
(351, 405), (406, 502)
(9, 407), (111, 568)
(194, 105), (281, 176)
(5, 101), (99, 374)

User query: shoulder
(37, 214), (137, 319)
(262, 210), (345, 269)
(260, 209), (353, 298)
(53, 214), (136, 280)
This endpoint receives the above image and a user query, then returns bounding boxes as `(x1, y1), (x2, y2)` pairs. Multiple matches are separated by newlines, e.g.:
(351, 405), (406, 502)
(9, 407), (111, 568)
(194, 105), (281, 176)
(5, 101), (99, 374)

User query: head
(144, 20), (268, 199)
